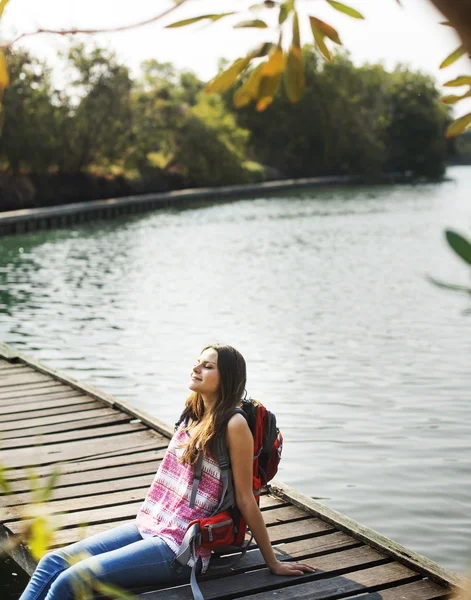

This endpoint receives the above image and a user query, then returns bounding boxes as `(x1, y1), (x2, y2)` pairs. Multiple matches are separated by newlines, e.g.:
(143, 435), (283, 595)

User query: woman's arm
(225, 413), (315, 576)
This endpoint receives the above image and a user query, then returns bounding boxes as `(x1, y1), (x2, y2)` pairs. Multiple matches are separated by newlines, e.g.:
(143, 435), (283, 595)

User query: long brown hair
(179, 344), (247, 467)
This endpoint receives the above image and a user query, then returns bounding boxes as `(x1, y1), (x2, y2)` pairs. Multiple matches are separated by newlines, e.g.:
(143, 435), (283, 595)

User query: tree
(0, 49), (58, 173)
(57, 43), (133, 174)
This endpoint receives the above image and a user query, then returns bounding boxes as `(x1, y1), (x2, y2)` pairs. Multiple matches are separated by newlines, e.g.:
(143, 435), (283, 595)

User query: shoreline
(0, 172), (426, 237)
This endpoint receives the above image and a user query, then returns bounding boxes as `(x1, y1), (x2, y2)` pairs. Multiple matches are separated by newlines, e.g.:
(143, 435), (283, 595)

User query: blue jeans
(19, 521), (192, 600)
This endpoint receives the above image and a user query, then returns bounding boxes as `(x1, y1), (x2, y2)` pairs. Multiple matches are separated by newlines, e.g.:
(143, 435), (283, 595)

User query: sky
(2, 0), (471, 115)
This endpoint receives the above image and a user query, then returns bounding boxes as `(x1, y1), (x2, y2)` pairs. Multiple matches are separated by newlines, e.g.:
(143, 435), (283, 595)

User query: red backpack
(174, 399), (283, 599)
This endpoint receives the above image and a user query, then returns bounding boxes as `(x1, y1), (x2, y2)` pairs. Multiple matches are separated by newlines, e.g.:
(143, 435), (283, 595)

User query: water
(1, 167), (470, 575)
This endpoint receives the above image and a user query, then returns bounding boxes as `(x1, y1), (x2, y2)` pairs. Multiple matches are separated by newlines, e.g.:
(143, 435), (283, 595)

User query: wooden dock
(0, 341), (462, 599)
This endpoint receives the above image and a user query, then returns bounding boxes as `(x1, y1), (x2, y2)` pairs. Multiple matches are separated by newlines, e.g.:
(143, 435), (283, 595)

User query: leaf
(234, 64), (264, 107)
(165, 13), (236, 28)
(0, 50), (9, 89)
(250, 1), (276, 10)
(261, 47), (285, 77)
(309, 16), (342, 44)
(446, 112), (471, 137)
(292, 9), (301, 48)
(445, 229), (471, 267)
(256, 48), (285, 111)
(256, 71), (283, 111)
(234, 19), (268, 28)
(279, 1), (294, 25)
(0, 0), (10, 19)
(443, 76), (471, 87)
(440, 92), (471, 105)
(28, 515), (55, 561)
(205, 57), (251, 94)
(426, 275), (471, 294)
(440, 45), (466, 69)
(285, 46), (305, 103)
(249, 42), (275, 58)
(310, 16), (332, 61)
(326, 0), (364, 19)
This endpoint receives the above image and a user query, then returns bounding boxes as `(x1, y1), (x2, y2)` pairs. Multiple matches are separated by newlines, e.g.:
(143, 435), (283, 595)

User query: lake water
(1, 166), (470, 575)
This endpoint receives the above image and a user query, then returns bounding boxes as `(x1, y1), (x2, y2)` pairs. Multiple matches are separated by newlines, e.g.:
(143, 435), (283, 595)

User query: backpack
(173, 398), (283, 600)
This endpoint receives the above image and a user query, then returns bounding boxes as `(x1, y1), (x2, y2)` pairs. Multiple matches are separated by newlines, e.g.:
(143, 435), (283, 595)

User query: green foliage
(227, 48), (447, 180)
(57, 43), (133, 174)
(0, 41), (451, 205)
(0, 50), (59, 173)
(172, 94), (261, 186)
(385, 67), (449, 178)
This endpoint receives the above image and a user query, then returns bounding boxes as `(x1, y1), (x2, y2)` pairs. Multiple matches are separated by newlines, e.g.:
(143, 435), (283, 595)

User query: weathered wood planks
(0, 345), (462, 599)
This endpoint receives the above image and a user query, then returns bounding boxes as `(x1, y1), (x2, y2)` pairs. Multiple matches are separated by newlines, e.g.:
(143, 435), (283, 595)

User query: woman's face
(189, 347), (220, 396)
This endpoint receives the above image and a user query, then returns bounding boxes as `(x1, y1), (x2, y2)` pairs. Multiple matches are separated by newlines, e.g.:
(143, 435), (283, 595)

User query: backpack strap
(188, 407), (248, 512)
(173, 523), (203, 600)
(189, 450), (204, 509)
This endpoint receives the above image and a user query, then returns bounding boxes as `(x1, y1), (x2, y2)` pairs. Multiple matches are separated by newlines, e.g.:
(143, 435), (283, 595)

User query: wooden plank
(1, 411), (132, 437)
(5, 499), (145, 531)
(139, 557), (418, 600)
(1, 405), (120, 431)
(6, 503), (310, 537)
(0, 388), (82, 407)
(0, 360), (23, 370)
(0, 371), (54, 388)
(0, 344), (116, 408)
(0, 400), (104, 423)
(1, 429), (162, 468)
(0, 381), (65, 398)
(350, 579), (451, 600)
(210, 534), (364, 575)
(0, 342), (21, 360)
(0, 365), (30, 374)
(1, 421), (147, 450)
(261, 505), (309, 526)
(2, 458), (165, 503)
(3, 446), (166, 482)
(271, 480), (463, 589)
(0, 382), (68, 400)
(50, 513), (345, 551)
(0, 394), (100, 416)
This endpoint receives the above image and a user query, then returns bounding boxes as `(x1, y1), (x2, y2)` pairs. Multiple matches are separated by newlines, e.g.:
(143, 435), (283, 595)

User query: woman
(20, 344), (314, 600)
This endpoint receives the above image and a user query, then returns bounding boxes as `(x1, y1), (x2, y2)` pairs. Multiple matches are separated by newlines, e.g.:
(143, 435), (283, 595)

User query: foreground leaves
(445, 230), (471, 267)
(165, 12), (236, 28)
(326, 0), (364, 19)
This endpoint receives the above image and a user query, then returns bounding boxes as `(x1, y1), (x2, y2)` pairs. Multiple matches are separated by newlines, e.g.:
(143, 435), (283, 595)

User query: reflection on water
(1, 167), (470, 573)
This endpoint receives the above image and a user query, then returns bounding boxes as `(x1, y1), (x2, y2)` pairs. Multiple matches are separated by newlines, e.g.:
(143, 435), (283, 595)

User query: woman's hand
(269, 560), (316, 576)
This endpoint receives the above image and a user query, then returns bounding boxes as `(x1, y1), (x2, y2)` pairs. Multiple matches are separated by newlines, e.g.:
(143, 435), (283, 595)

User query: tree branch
(0, 0), (189, 48)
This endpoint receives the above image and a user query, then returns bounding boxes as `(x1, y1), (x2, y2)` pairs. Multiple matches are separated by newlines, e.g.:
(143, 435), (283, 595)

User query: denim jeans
(19, 521), (192, 600)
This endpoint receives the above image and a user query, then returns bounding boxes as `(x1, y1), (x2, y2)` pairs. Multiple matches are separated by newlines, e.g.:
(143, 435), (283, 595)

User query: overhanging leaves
(443, 76), (471, 87)
(165, 13), (236, 28)
(0, 0), (10, 19)
(0, 50), (9, 90)
(446, 111), (471, 137)
(310, 16), (332, 61)
(279, 0), (294, 25)
(234, 19), (268, 28)
(326, 0), (364, 19)
(205, 57), (251, 94)
(441, 91), (471, 105)
(440, 45), (466, 69)
(285, 12), (305, 103)
(233, 63), (264, 107)
(445, 229), (471, 267)
(309, 16), (342, 45)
